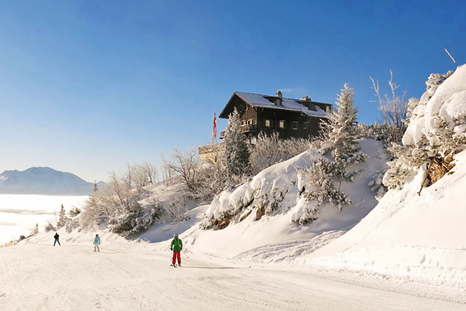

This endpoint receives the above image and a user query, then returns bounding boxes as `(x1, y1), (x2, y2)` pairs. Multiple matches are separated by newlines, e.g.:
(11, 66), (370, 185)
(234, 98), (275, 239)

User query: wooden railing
(219, 124), (257, 139)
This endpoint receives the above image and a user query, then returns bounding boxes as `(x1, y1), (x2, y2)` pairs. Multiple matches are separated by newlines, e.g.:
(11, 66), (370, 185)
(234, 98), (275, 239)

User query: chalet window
(326, 106), (331, 113)
(241, 120), (245, 125)
(292, 121), (298, 130)
(247, 119), (252, 125)
(265, 119), (271, 127)
(279, 120), (286, 129)
(303, 123), (307, 130)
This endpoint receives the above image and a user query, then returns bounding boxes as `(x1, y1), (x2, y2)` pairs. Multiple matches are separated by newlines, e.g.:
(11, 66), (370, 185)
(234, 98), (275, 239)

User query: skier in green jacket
(170, 234), (183, 267)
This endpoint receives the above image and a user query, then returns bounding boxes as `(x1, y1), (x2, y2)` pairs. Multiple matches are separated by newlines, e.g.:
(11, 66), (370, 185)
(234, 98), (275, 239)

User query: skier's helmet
(174, 234), (178, 238)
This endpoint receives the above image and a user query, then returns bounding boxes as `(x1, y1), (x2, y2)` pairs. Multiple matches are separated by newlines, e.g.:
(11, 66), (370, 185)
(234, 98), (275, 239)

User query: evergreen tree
(322, 83), (366, 164)
(221, 107), (251, 187)
(296, 84), (365, 224)
(57, 204), (68, 228)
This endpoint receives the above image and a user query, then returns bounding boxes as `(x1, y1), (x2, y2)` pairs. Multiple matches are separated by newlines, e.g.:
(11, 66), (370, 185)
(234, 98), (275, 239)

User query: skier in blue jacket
(93, 234), (101, 252)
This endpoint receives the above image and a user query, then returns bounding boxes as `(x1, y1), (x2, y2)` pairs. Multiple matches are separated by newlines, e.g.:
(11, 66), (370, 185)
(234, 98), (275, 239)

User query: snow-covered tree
(162, 148), (202, 195)
(321, 83), (366, 165)
(371, 70), (408, 128)
(296, 84), (365, 223)
(57, 204), (68, 228)
(221, 107), (251, 187)
(197, 143), (227, 199)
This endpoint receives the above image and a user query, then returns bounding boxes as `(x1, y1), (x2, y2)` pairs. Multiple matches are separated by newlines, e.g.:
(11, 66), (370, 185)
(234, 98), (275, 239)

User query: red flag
(213, 111), (217, 139)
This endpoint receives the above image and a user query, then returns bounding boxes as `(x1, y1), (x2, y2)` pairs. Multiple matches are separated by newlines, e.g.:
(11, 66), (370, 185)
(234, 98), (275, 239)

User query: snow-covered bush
(384, 65), (466, 189)
(30, 224), (39, 236)
(79, 169), (159, 236)
(367, 170), (387, 200)
(249, 132), (316, 175)
(44, 221), (56, 232)
(356, 122), (405, 148)
(69, 207), (81, 217)
(297, 158), (352, 213)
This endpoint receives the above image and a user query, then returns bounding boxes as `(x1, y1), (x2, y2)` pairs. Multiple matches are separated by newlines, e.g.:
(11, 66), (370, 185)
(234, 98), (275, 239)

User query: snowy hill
(177, 138), (387, 258)
(303, 148), (466, 287)
(0, 167), (103, 195)
(143, 64), (466, 288)
(3, 65), (466, 309)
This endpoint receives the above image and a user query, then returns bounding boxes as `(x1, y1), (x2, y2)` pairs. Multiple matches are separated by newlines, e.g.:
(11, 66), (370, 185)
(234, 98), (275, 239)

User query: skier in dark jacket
(53, 232), (61, 246)
(170, 234), (183, 266)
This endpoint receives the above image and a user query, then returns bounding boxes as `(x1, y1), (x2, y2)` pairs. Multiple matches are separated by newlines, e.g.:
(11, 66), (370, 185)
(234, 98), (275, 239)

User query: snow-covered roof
(232, 92), (330, 118)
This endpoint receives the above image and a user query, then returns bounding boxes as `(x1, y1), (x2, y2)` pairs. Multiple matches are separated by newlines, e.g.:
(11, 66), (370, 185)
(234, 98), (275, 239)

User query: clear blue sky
(1, 0), (465, 182)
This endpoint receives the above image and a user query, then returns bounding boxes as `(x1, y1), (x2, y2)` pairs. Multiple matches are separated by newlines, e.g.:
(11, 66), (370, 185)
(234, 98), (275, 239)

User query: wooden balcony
(220, 124), (257, 139)
(241, 124), (257, 133)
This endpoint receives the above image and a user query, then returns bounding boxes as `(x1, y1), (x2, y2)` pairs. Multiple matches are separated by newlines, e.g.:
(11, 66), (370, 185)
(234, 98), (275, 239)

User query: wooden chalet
(219, 91), (332, 141)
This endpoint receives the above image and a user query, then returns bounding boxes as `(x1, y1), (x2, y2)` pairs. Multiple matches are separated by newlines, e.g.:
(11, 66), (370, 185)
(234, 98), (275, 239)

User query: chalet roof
(219, 91), (331, 119)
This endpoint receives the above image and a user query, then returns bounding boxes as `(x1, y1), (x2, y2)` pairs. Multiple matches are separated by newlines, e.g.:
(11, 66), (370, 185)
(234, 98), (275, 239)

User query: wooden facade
(219, 91), (332, 141)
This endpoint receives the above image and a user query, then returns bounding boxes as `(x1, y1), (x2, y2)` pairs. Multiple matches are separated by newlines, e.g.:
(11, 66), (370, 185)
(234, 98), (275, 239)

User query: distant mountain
(0, 167), (104, 195)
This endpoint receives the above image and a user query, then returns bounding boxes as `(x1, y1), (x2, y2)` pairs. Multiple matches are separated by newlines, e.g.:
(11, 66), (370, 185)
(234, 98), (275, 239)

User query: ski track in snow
(1, 243), (466, 311)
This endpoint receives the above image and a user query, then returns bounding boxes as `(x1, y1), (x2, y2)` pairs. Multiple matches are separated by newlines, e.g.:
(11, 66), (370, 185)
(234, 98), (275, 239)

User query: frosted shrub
(249, 132), (314, 175)
(357, 123), (405, 148)
(109, 200), (144, 235)
(298, 158), (352, 214)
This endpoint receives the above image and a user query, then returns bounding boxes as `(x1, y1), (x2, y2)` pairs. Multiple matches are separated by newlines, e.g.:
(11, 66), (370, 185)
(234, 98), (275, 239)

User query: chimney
(300, 95), (311, 102)
(276, 90), (283, 106)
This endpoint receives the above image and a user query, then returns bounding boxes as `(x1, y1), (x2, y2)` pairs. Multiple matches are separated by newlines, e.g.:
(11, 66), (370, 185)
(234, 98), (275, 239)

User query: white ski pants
(94, 243), (100, 252)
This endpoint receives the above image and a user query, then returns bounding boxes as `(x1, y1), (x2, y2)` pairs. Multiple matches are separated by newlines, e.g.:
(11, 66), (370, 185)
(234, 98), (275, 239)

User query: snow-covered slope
(169, 139), (388, 258)
(300, 64), (466, 287)
(302, 149), (466, 287)
(0, 167), (102, 195)
(3, 233), (465, 310)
